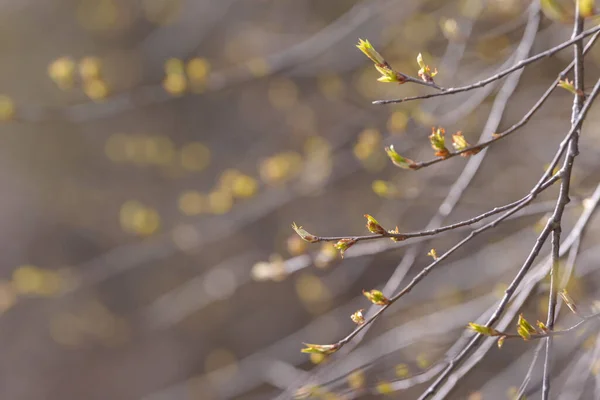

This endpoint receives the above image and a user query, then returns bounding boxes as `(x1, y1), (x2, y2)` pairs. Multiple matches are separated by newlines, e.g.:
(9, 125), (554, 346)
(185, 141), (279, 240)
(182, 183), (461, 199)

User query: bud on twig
(351, 309), (366, 325)
(517, 314), (537, 340)
(363, 289), (390, 305)
(356, 39), (407, 84)
(356, 38), (385, 65)
(291, 222), (319, 243)
(301, 343), (339, 355)
(417, 53), (438, 83)
(385, 145), (416, 169)
(334, 238), (357, 258)
(388, 226), (406, 242)
(429, 127), (450, 158)
(452, 132), (480, 156)
(497, 335), (506, 349)
(558, 78), (584, 97)
(364, 214), (386, 234)
(427, 248), (438, 260)
(468, 322), (499, 336)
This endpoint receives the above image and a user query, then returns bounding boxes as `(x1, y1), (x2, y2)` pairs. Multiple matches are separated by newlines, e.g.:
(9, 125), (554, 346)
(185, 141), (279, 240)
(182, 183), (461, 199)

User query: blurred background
(1, 0), (600, 399)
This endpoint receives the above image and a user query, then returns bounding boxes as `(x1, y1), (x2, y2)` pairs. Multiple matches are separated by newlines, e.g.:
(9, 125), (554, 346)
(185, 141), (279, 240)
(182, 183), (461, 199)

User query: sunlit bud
(497, 335), (506, 349)
(452, 132), (470, 152)
(429, 127), (450, 158)
(356, 38), (385, 65)
(557, 78), (583, 97)
(417, 53), (438, 83)
(374, 64), (404, 84)
(301, 343), (339, 355)
(387, 226), (406, 242)
(334, 238), (357, 258)
(517, 325), (531, 340)
(537, 321), (548, 333)
(517, 314), (536, 340)
(362, 289), (390, 305)
(468, 322), (498, 336)
(350, 309), (366, 325)
(291, 222), (319, 243)
(364, 214), (386, 234)
(384, 145), (416, 169)
(427, 248), (438, 260)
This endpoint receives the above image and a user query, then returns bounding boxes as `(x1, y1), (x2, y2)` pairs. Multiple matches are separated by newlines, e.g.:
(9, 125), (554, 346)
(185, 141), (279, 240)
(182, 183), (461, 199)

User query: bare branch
(373, 24), (600, 105)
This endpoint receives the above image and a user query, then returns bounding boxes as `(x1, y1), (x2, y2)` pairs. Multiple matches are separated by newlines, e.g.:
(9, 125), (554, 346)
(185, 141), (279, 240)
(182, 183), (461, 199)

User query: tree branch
(373, 24), (600, 105)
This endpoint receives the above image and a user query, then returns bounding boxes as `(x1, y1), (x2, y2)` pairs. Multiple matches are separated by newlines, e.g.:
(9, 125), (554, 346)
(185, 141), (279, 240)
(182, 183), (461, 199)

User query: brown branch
(542, 6), (586, 399)
(310, 174), (560, 246)
(408, 31), (600, 170)
(372, 24), (600, 105)
(418, 76), (600, 400)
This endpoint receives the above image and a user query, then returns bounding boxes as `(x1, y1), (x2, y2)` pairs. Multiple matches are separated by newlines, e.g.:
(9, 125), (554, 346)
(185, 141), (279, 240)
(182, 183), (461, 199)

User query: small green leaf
(518, 314), (537, 335)
(364, 214), (386, 234)
(350, 309), (366, 325)
(384, 145), (416, 169)
(468, 322), (498, 336)
(291, 222), (319, 243)
(301, 343), (339, 355)
(356, 38), (385, 65)
(497, 335), (506, 349)
(363, 289), (390, 305)
(429, 127), (450, 158)
(333, 238), (357, 258)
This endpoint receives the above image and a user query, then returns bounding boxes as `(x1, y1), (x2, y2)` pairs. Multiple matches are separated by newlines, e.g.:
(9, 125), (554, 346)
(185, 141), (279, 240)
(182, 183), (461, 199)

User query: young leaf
(518, 314), (537, 334)
(374, 64), (404, 83)
(301, 343), (339, 355)
(384, 145), (416, 169)
(427, 248), (438, 260)
(363, 289), (390, 305)
(416, 53), (438, 83)
(497, 335), (506, 349)
(291, 222), (319, 243)
(452, 132), (480, 157)
(468, 322), (498, 336)
(429, 127), (450, 158)
(558, 78), (578, 95)
(333, 238), (357, 258)
(350, 309), (366, 325)
(356, 38), (385, 65)
(517, 325), (531, 340)
(364, 214), (386, 234)
(388, 226), (406, 242)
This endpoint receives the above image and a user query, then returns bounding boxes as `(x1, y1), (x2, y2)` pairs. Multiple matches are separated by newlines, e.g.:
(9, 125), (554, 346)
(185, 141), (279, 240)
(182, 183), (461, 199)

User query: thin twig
(372, 24), (600, 105)
(301, 3), (546, 355)
(543, 7), (585, 399)
(418, 76), (600, 399)
(409, 32), (600, 170)
(310, 176), (559, 245)
(424, 180), (600, 400)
